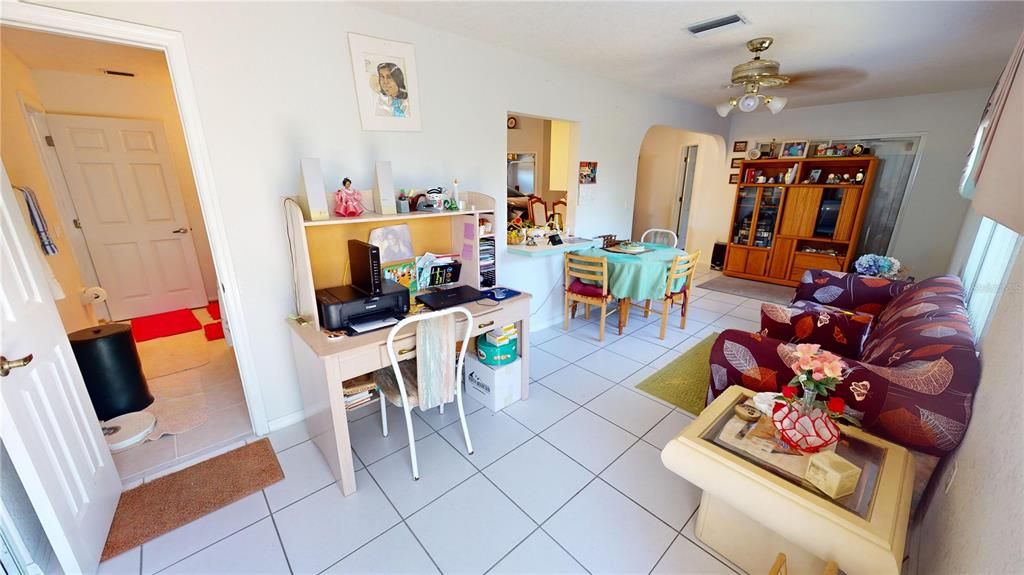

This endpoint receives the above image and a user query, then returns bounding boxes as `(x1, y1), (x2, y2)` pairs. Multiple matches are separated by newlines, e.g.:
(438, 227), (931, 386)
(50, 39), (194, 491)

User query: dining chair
(640, 228), (679, 247)
(564, 252), (613, 341)
(377, 306), (474, 480)
(552, 198), (567, 229)
(646, 250), (700, 340)
(527, 196), (548, 226)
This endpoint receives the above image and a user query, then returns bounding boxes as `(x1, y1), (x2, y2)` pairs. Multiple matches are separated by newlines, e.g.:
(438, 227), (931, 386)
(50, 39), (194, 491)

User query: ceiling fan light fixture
(737, 93), (760, 113)
(716, 100), (735, 118)
(766, 96), (787, 114)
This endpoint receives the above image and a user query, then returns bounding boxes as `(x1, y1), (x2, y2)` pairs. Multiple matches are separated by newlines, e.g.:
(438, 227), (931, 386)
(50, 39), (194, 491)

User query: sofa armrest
(792, 269), (913, 315)
(708, 329), (969, 456)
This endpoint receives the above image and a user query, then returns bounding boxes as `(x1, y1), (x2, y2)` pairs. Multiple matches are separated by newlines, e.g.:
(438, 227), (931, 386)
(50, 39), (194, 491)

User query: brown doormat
(102, 438), (284, 561)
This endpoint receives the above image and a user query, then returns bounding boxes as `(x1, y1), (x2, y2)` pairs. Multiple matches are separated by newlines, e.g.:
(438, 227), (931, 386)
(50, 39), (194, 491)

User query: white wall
(1, 46), (94, 331)
(39, 1), (727, 428)
(726, 89), (989, 279)
(32, 69), (219, 301)
(916, 249), (1024, 574)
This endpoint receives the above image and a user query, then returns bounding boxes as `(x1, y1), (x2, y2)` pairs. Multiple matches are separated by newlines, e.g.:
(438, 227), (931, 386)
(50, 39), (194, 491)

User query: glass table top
(701, 395), (885, 519)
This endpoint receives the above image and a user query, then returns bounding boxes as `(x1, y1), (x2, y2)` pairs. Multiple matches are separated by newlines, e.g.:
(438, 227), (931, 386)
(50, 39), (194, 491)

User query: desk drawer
(380, 335), (416, 367)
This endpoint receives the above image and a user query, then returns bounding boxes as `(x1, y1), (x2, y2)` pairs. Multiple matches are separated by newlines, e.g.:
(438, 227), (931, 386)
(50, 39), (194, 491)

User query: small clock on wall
(507, 116), (518, 129)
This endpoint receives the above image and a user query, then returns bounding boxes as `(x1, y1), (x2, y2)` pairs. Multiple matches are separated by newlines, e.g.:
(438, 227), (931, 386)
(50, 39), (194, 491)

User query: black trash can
(68, 324), (153, 421)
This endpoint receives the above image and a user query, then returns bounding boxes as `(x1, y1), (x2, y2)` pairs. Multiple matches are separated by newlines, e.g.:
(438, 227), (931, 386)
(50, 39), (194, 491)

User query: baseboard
(265, 410), (306, 435)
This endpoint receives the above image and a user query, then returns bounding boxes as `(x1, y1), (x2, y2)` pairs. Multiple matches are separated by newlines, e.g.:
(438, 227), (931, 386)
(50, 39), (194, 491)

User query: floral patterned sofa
(708, 270), (981, 456)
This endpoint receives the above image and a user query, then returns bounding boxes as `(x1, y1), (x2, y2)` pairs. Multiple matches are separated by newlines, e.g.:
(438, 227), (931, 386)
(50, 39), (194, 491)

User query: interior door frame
(674, 144), (698, 246)
(1, 3), (270, 436)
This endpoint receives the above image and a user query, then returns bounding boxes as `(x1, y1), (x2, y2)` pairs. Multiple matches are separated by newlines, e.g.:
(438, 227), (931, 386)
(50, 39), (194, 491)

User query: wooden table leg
(618, 297), (630, 335)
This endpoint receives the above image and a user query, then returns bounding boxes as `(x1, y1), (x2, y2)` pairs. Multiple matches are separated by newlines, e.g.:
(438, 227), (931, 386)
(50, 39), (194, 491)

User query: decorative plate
(747, 148), (762, 160)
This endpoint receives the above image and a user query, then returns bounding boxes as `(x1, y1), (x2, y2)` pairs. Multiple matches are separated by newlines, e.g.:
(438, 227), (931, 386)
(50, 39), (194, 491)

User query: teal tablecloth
(577, 243), (689, 301)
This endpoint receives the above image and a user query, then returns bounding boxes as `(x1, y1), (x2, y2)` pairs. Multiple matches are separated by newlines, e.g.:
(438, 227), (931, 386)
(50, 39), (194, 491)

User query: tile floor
(99, 273), (778, 574)
(111, 307), (254, 486)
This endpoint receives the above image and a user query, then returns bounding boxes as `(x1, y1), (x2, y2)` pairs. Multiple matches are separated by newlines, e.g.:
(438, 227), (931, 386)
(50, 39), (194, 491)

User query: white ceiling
(363, 1), (1024, 109)
(1, 26), (168, 79)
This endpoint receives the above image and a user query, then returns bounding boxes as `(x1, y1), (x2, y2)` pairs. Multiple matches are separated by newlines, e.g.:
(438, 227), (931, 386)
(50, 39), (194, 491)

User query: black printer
(315, 279), (409, 334)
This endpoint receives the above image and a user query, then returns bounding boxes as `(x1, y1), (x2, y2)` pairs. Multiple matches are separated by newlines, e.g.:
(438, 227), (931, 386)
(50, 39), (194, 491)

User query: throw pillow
(793, 269), (912, 316)
(761, 301), (874, 359)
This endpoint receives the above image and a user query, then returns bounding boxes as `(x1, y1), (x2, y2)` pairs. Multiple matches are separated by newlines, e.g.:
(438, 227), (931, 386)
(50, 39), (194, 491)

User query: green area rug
(635, 333), (718, 416)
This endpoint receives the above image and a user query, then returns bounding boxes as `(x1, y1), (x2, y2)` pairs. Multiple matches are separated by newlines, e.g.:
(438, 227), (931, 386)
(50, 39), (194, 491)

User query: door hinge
(45, 135), (55, 147)
(73, 218), (82, 229)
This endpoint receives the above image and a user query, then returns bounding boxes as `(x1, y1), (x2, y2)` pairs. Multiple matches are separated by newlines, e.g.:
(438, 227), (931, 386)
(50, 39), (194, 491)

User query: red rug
(207, 301), (221, 321)
(204, 322), (225, 341)
(131, 309), (202, 342)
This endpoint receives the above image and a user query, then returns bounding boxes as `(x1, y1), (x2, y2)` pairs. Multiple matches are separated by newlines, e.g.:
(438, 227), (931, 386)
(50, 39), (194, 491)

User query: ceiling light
(717, 37), (792, 116)
(737, 93), (760, 113)
(766, 96), (787, 114)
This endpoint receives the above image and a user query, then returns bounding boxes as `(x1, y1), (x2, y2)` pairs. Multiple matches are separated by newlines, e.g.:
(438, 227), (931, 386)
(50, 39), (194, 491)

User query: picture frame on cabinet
(780, 140), (809, 159)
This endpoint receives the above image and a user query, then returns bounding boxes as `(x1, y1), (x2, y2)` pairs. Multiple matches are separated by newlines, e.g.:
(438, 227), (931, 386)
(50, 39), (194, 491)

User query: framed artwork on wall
(729, 173), (741, 185)
(348, 33), (422, 131)
(579, 162), (598, 184)
(732, 141), (748, 153)
(730, 157), (743, 169)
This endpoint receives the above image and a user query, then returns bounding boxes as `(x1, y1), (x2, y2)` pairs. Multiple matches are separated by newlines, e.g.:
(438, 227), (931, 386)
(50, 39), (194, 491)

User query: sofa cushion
(761, 301), (873, 359)
(793, 269), (912, 316)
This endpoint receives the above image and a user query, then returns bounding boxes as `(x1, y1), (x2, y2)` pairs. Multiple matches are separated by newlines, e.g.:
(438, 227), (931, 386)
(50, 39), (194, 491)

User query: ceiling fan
(717, 37), (790, 117)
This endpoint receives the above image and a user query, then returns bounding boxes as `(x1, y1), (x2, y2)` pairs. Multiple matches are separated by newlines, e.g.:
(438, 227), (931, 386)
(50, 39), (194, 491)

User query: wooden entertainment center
(724, 156), (878, 286)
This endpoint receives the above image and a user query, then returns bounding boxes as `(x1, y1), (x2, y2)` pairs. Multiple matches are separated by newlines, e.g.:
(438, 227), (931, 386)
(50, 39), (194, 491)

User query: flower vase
(772, 393), (840, 453)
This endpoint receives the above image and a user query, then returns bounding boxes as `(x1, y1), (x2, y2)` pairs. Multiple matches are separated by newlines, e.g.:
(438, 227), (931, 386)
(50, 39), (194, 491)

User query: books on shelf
(343, 374), (378, 411)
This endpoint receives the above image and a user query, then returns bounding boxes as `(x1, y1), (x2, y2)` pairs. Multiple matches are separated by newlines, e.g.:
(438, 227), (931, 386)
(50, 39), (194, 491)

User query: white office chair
(377, 306), (474, 480)
(640, 228), (679, 247)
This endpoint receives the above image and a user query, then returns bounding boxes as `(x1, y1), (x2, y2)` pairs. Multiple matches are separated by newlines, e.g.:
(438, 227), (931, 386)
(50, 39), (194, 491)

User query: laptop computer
(415, 285), (485, 310)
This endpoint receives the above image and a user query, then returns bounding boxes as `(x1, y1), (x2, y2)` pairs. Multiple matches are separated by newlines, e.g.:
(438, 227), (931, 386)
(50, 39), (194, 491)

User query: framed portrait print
(348, 33), (422, 131)
(779, 140), (809, 159)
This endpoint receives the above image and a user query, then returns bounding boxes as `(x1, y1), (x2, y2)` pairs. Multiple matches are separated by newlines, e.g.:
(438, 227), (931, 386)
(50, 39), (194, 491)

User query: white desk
(287, 293), (531, 495)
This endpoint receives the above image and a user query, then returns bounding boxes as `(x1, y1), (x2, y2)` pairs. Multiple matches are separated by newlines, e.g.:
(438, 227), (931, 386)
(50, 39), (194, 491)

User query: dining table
(575, 242), (690, 334)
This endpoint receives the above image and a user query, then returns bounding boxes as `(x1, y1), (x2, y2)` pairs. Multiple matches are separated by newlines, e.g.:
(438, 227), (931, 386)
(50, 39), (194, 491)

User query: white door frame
(1, 2), (270, 435)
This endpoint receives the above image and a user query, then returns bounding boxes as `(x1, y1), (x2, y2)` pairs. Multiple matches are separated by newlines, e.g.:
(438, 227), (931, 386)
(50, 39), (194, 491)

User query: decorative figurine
(842, 173), (852, 183)
(826, 173), (839, 184)
(335, 178), (364, 217)
(854, 169), (865, 184)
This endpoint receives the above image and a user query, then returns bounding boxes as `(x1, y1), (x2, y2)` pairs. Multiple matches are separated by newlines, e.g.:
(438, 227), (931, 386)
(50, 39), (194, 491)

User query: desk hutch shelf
(725, 156), (878, 287)
(285, 191), (497, 320)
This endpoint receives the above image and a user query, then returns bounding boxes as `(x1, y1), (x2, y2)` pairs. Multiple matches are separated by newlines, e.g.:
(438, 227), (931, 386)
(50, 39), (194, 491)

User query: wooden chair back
(527, 196), (548, 226)
(552, 199), (567, 228)
(666, 250), (700, 296)
(768, 553), (839, 575)
(640, 228), (679, 247)
(565, 253), (609, 297)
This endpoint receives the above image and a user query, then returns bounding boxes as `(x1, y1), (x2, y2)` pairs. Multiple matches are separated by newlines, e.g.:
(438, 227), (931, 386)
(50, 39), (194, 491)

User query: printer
(315, 279), (410, 333)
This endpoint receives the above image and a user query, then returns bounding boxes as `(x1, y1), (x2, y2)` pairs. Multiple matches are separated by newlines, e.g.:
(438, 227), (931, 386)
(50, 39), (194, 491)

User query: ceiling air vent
(685, 13), (748, 37)
(103, 69), (136, 78)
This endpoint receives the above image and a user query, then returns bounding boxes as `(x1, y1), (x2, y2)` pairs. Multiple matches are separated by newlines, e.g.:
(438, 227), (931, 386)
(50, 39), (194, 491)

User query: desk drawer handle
(477, 320), (495, 329)
(398, 347), (416, 356)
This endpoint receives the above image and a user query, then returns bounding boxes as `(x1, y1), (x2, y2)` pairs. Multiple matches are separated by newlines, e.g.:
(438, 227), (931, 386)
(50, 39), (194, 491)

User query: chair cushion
(761, 301), (874, 359)
(567, 279), (606, 298)
(373, 359), (420, 407)
(793, 269), (913, 316)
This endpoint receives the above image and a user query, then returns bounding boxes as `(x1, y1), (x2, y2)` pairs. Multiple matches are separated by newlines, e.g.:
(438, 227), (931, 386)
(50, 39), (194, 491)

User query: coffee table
(661, 386), (914, 575)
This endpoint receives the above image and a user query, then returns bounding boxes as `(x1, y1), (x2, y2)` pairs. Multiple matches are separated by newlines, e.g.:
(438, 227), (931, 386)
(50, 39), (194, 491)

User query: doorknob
(0, 354), (33, 377)
(172, 227), (189, 234)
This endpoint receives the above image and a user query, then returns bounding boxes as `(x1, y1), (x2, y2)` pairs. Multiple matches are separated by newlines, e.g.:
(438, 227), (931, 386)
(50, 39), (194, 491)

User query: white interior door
(46, 114), (207, 320)
(1, 165), (121, 575)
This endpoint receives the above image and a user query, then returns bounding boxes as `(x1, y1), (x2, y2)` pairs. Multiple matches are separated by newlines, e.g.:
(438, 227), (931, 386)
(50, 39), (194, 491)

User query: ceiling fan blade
(786, 67), (869, 92)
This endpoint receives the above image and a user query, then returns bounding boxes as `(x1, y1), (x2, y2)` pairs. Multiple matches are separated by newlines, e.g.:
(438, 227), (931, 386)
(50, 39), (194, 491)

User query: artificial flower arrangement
(507, 216), (526, 245)
(770, 344), (866, 453)
(853, 253), (902, 279)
